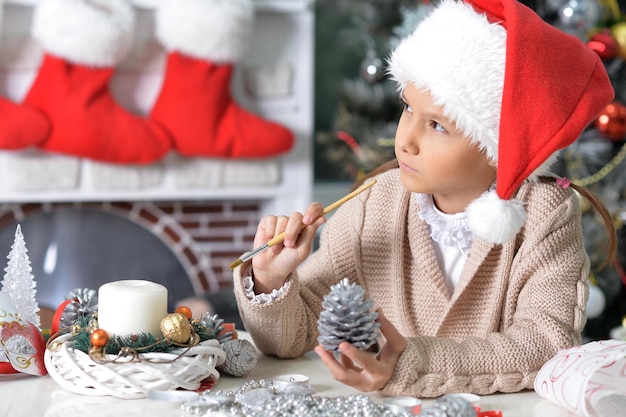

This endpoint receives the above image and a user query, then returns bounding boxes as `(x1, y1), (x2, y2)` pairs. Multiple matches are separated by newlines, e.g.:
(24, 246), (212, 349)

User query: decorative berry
(90, 329), (109, 348)
(175, 305), (193, 320)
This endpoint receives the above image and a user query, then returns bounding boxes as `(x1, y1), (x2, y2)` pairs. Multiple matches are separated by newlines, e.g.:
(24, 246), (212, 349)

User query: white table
(0, 334), (580, 417)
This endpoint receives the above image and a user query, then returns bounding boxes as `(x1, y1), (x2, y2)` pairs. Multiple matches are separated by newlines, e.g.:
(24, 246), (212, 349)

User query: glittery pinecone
(418, 395), (476, 417)
(200, 313), (235, 343)
(216, 338), (258, 377)
(59, 288), (98, 328)
(317, 278), (380, 352)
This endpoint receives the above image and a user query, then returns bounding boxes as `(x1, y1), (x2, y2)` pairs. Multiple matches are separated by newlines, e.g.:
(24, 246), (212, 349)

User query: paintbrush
(229, 180), (377, 269)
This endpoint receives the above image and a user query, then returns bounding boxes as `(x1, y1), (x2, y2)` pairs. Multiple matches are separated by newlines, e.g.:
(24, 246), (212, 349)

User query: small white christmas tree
(0, 224), (40, 330)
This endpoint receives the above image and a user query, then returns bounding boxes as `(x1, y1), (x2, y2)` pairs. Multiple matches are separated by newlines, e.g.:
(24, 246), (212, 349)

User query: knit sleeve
(232, 187), (370, 358)
(381, 186), (589, 397)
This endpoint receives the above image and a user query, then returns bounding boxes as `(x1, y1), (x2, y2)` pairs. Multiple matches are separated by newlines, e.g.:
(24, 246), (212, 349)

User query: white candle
(98, 280), (168, 338)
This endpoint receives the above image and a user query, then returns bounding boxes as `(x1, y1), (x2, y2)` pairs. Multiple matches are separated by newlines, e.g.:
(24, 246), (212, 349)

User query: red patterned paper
(534, 340), (626, 417)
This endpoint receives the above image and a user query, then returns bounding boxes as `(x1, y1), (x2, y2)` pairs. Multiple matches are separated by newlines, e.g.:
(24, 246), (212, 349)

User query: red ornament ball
(90, 329), (109, 348)
(588, 29), (618, 60)
(175, 305), (193, 320)
(595, 101), (626, 141)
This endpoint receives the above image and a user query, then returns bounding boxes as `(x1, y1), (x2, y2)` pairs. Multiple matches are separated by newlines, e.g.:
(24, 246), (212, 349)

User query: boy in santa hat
(232, 0), (617, 397)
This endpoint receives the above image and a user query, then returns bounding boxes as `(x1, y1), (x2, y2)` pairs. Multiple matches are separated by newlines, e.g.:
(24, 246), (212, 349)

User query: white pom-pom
(32, 0), (134, 67)
(466, 190), (526, 244)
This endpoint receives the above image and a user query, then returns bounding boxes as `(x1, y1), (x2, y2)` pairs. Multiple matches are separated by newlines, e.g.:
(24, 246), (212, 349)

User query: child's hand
(314, 309), (407, 392)
(251, 202), (326, 294)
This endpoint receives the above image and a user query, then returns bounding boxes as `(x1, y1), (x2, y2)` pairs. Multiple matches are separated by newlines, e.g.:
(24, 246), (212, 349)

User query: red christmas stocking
(23, 0), (172, 164)
(150, 0), (294, 159)
(0, 98), (49, 149)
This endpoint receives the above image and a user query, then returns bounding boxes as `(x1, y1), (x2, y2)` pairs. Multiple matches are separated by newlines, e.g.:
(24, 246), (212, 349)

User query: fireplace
(0, 0), (315, 316)
(0, 199), (264, 313)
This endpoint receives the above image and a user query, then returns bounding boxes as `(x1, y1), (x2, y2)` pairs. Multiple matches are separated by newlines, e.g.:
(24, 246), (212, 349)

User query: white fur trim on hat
(466, 190), (526, 244)
(388, 0), (506, 163)
(32, 0), (134, 67)
(155, 0), (254, 63)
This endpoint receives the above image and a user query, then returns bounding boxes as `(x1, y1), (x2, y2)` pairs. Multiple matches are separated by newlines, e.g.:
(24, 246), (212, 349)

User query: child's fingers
(377, 309), (407, 356)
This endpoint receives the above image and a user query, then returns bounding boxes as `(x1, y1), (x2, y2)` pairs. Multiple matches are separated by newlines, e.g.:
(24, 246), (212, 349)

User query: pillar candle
(98, 280), (168, 338)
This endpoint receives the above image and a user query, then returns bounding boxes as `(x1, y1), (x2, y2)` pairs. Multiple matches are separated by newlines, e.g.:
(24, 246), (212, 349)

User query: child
(232, 0), (617, 398)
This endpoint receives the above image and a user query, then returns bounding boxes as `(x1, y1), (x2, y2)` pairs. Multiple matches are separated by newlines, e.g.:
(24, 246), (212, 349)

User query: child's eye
(430, 120), (447, 133)
(402, 100), (413, 114)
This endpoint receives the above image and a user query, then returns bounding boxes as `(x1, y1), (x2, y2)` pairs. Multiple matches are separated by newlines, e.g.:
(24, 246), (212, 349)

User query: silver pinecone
(317, 278), (380, 352)
(200, 313), (235, 343)
(60, 288), (98, 328)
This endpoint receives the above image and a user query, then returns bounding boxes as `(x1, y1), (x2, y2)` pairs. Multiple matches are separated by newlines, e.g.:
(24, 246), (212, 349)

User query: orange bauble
(90, 329), (109, 348)
(175, 305), (193, 320)
(595, 101), (626, 141)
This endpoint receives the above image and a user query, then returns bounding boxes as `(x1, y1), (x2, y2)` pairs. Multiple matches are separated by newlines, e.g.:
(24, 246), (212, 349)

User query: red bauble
(589, 29), (619, 60)
(595, 101), (626, 141)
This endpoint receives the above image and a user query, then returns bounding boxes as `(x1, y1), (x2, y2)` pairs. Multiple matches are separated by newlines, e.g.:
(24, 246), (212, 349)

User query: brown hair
(352, 159), (617, 268)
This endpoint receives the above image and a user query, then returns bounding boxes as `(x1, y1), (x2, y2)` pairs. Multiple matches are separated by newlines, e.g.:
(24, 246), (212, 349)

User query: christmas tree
(314, 0), (626, 339)
(0, 225), (40, 330)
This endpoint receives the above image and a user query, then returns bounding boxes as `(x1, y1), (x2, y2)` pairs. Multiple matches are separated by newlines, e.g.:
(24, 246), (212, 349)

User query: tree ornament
(0, 225), (40, 331)
(610, 21), (626, 59)
(160, 313), (192, 344)
(360, 50), (386, 83)
(588, 29), (618, 60)
(594, 101), (626, 141)
(90, 328), (109, 348)
(418, 395), (476, 417)
(317, 278), (380, 352)
(556, 0), (601, 40)
(586, 282), (606, 319)
(216, 338), (258, 377)
(175, 305), (193, 320)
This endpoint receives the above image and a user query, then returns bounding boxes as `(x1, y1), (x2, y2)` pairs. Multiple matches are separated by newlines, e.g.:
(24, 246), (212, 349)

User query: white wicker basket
(44, 333), (226, 399)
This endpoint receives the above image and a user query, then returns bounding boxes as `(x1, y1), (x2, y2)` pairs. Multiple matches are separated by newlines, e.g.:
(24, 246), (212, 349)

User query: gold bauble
(160, 313), (192, 344)
(610, 22), (626, 58)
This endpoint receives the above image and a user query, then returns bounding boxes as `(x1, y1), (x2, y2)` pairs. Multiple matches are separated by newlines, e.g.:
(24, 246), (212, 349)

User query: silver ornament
(317, 278), (380, 352)
(60, 288), (98, 328)
(216, 338), (258, 377)
(182, 380), (408, 417)
(418, 395), (476, 417)
(360, 50), (386, 83)
(555, 0), (600, 40)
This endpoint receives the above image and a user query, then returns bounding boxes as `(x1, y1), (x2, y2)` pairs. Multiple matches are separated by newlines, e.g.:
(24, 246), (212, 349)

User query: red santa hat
(388, 0), (614, 244)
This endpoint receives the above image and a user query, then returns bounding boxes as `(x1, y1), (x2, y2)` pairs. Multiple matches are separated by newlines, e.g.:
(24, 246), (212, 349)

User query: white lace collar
(414, 193), (474, 254)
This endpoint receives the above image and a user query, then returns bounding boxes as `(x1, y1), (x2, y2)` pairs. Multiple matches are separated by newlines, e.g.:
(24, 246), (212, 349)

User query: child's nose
(396, 130), (420, 155)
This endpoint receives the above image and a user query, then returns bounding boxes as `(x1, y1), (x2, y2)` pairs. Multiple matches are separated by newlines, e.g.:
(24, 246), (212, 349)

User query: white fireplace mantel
(0, 0), (314, 217)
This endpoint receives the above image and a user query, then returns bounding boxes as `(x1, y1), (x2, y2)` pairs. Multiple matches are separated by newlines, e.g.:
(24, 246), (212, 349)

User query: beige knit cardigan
(233, 168), (589, 398)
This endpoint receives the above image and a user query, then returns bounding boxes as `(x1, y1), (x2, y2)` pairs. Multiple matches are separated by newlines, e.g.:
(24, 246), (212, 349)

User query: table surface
(0, 334), (579, 417)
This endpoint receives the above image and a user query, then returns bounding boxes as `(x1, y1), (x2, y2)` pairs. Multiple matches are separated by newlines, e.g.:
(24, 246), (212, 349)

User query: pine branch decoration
(317, 278), (380, 352)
